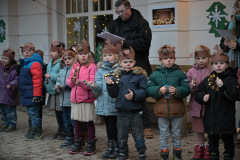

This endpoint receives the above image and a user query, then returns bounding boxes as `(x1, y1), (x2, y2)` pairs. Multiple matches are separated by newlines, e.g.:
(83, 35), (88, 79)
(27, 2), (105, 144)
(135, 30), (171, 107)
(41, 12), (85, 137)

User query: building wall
(0, 0), (65, 63)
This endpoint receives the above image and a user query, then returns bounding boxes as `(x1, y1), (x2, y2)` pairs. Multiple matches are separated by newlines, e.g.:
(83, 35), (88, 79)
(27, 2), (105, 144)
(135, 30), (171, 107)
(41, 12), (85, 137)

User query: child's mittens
(203, 94), (210, 102)
(32, 96), (43, 103)
(82, 80), (95, 88)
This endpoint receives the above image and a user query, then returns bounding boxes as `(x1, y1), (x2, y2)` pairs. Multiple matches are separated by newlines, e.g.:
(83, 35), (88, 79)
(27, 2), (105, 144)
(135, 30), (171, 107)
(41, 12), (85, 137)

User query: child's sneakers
(60, 136), (73, 148)
(57, 130), (66, 140)
(5, 126), (16, 132)
(116, 153), (128, 160)
(84, 139), (97, 155)
(160, 149), (169, 160)
(173, 148), (182, 160)
(69, 138), (85, 154)
(139, 153), (146, 160)
(52, 128), (61, 139)
(0, 126), (8, 131)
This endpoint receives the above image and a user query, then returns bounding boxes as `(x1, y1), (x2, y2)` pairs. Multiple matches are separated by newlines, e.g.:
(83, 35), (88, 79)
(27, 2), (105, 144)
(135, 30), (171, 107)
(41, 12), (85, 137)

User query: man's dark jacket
(110, 8), (152, 76)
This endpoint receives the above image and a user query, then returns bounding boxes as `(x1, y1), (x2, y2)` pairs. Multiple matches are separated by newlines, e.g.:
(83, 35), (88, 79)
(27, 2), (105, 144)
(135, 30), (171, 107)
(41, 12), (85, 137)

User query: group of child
(0, 38), (239, 160)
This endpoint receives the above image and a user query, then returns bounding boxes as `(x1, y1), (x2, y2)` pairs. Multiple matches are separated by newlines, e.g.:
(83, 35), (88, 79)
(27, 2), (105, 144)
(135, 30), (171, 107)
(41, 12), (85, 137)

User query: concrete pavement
(0, 107), (240, 160)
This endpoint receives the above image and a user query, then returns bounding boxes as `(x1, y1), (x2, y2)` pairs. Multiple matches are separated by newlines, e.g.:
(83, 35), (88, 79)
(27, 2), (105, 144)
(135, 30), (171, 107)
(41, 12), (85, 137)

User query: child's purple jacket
(186, 64), (212, 117)
(0, 64), (19, 106)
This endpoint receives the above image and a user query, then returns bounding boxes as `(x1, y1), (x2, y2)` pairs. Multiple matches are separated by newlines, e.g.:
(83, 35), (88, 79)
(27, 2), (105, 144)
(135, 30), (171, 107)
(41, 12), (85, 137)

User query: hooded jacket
(19, 53), (43, 106)
(56, 65), (72, 107)
(146, 64), (191, 117)
(195, 68), (239, 134)
(67, 62), (97, 103)
(0, 64), (19, 106)
(109, 8), (152, 76)
(44, 58), (61, 95)
(106, 67), (148, 112)
(92, 60), (118, 116)
(186, 64), (213, 117)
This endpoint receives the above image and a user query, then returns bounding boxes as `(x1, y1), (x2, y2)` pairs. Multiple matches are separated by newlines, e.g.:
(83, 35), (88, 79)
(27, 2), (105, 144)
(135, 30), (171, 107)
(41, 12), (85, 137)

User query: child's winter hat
(20, 42), (35, 52)
(63, 49), (76, 58)
(2, 47), (15, 59)
(119, 47), (135, 61)
(76, 39), (90, 54)
(158, 45), (175, 58)
(211, 44), (229, 63)
(50, 40), (63, 53)
(36, 50), (44, 58)
(194, 45), (211, 57)
(102, 39), (117, 54)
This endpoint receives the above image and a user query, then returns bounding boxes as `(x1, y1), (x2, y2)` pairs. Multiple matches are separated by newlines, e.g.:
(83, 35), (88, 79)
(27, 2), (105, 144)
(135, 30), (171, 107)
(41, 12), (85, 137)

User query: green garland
(0, 20), (6, 43)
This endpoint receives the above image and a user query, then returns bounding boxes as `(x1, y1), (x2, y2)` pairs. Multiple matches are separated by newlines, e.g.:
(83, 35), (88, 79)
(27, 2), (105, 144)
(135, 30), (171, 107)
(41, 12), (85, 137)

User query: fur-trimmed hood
(114, 66), (148, 77)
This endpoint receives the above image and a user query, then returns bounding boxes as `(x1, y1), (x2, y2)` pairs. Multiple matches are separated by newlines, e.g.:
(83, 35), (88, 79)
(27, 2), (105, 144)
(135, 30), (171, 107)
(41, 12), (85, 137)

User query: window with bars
(66, 0), (112, 14)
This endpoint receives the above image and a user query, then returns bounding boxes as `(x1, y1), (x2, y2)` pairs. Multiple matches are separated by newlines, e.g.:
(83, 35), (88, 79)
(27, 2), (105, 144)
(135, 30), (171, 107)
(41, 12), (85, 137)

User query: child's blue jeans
(0, 104), (17, 127)
(62, 106), (74, 136)
(158, 116), (183, 150)
(27, 105), (41, 127)
(117, 111), (146, 155)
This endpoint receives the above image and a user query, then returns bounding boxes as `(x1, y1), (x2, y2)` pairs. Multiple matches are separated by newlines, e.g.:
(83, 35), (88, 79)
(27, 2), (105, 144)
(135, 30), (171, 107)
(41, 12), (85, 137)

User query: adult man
(110, 0), (153, 139)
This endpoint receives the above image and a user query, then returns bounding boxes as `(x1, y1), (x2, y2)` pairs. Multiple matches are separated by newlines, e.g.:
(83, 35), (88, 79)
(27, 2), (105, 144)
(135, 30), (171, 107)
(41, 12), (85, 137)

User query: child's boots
(69, 138), (85, 154)
(210, 151), (219, 160)
(60, 136), (74, 148)
(25, 126), (42, 140)
(160, 149), (169, 160)
(173, 148), (182, 160)
(102, 139), (114, 158)
(192, 144), (204, 160)
(203, 144), (210, 160)
(109, 140), (119, 159)
(84, 139), (97, 155)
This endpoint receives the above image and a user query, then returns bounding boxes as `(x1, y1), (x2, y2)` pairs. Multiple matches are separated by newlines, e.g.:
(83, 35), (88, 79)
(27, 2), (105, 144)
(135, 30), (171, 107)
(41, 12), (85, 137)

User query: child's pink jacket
(186, 64), (212, 117)
(67, 62), (97, 103)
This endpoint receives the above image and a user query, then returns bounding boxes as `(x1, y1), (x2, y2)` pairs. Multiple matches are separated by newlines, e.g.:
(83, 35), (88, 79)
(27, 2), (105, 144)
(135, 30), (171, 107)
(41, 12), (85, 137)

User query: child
(186, 45), (212, 160)
(55, 49), (76, 147)
(146, 45), (190, 160)
(67, 39), (98, 155)
(44, 40), (66, 140)
(19, 42), (44, 140)
(195, 45), (239, 160)
(89, 39), (119, 159)
(105, 47), (148, 160)
(0, 47), (19, 132)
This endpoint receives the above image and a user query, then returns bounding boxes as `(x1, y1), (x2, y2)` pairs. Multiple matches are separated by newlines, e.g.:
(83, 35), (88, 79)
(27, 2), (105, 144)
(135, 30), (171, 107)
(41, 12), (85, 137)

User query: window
(93, 0), (112, 12)
(66, 17), (89, 47)
(66, 0), (88, 14)
(93, 14), (113, 50)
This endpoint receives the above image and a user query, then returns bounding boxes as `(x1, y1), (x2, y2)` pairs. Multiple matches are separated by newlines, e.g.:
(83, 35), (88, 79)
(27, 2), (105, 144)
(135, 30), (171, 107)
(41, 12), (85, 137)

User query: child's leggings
(75, 120), (95, 140)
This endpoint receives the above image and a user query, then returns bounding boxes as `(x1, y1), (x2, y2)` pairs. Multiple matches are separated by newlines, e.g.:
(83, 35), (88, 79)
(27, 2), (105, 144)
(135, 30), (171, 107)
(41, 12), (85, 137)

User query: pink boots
(192, 144), (210, 160)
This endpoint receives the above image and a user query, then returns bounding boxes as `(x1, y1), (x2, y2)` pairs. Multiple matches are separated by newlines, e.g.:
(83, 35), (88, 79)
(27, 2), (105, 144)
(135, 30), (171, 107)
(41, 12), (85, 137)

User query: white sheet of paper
(216, 29), (238, 41)
(97, 31), (125, 43)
